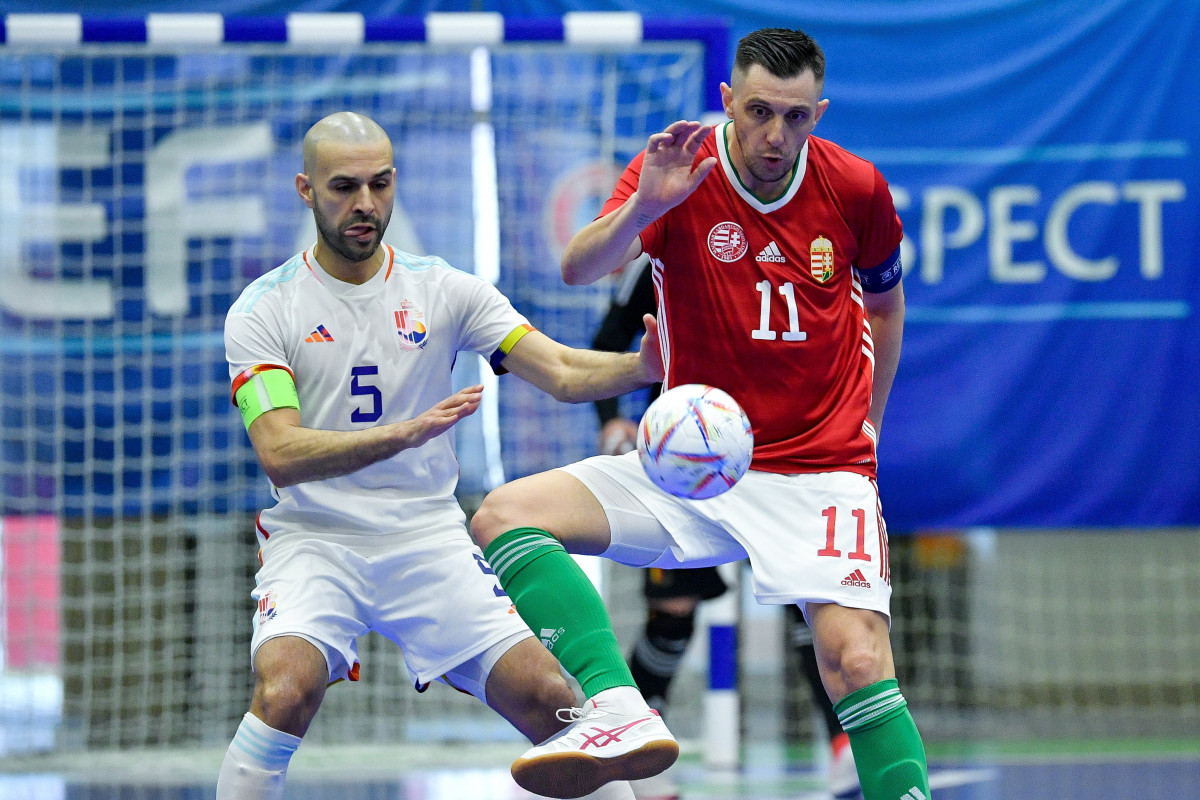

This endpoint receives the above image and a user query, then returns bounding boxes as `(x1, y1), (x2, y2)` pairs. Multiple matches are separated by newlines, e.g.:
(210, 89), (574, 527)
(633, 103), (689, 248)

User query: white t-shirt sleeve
(225, 290), (291, 384)
(443, 267), (531, 361)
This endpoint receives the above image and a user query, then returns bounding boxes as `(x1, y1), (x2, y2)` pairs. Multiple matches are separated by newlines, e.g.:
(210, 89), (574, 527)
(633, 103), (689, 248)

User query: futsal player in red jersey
(472, 28), (929, 800)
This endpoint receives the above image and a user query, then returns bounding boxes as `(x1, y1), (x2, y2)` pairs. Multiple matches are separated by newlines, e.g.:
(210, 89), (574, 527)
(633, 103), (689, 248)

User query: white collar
(716, 120), (809, 213)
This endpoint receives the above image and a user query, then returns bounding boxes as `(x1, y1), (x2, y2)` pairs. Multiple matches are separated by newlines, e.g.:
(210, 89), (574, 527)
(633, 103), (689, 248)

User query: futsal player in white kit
(217, 112), (677, 800)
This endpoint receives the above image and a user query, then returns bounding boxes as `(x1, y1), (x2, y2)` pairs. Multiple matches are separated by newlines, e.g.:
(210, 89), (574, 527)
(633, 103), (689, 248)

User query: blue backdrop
(4, 0), (1197, 527)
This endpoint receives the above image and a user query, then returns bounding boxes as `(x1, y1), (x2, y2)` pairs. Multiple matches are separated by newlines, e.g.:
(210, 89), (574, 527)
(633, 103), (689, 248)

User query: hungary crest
(708, 221), (748, 263)
(810, 235), (834, 283)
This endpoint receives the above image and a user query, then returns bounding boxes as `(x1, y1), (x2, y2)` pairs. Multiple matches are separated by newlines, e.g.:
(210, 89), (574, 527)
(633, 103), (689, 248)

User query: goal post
(0, 11), (726, 753)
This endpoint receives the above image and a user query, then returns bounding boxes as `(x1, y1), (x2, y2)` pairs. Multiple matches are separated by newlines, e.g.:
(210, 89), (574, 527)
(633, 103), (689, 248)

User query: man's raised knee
(251, 670), (325, 735)
(835, 645), (889, 694)
(469, 490), (511, 548)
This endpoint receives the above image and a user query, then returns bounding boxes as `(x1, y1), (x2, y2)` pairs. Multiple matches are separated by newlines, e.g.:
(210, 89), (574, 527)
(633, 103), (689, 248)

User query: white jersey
(225, 245), (530, 540)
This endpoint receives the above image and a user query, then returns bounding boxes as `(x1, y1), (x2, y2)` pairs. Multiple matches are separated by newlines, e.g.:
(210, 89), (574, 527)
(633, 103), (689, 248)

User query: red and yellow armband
(230, 364), (299, 430)
(488, 323), (535, 374)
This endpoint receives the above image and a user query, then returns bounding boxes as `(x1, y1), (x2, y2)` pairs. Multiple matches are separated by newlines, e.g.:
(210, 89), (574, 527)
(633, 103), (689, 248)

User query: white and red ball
(636, 384), (754, 500)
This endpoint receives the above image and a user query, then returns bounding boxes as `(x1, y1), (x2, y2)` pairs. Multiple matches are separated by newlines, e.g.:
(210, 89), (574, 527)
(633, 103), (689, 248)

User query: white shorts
(250, 523), (532, 700)
(559, 452), (892, 619)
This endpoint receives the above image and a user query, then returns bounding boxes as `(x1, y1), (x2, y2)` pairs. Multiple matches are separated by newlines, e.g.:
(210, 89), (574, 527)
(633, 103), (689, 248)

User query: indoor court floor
(1, 739), (1198, 800)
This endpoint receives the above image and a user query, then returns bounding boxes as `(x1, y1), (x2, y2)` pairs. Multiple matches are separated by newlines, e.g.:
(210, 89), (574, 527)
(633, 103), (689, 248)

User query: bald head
(296, 112), (396, 274)
(302, 112), (392, 175)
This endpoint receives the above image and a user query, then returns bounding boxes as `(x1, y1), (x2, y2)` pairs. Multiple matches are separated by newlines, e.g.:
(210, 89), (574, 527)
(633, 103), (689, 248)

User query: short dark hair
(733, 28), (825, 84)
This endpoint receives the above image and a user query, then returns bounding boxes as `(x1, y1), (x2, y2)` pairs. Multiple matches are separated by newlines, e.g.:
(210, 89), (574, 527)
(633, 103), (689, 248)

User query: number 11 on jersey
(751, 280), (807, 342)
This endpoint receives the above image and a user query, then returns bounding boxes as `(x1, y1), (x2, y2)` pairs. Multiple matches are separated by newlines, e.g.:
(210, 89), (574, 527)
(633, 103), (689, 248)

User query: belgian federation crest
(810, 235), (834, 283)
(257, 591), (277, 624)
(394, 300), (428, 350)
(707, 221), (748, 263)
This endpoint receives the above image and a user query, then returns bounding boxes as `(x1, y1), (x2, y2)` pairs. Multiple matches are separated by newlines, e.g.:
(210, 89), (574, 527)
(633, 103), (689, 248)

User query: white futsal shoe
(511, 688), (679, 799)
(829, 732), (863, 799)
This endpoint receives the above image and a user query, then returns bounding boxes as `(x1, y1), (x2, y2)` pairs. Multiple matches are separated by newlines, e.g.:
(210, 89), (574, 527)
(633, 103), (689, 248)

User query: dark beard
(313, 206), (386, 263)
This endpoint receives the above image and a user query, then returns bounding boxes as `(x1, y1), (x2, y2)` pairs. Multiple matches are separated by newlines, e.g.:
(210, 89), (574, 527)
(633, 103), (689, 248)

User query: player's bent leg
(806, 603), (895, 700)
(216, 635), (328, 800)
(485, 524), (635, 700)
(789, 605), (860, 798)
(471, 469), (613, 554)
(808, 603), (929, 800)
(482, 635), (580, 743)
(485, 535), (680, 797)
(474, 471), (635, 701)
(474, 475), (677, 798)
(249, 635), (330, 735)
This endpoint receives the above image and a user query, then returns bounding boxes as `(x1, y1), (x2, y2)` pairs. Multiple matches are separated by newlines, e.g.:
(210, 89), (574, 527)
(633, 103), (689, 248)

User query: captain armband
(855, 246), (903, 293)
(488, 323), (536, 374)
(230, 364), (299, 430)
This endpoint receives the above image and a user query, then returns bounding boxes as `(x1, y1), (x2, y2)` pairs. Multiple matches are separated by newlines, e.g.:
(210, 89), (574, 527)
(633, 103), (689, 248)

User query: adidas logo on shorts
(841, 569), (871, 588)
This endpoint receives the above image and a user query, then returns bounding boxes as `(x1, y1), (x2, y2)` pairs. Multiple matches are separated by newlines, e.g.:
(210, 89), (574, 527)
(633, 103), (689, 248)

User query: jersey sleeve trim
(488, 323), (535, 374)
(854, 246), (903, 293)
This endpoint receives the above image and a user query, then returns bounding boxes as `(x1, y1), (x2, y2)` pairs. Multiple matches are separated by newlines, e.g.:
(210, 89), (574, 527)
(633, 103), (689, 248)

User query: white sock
(215, 712), (302, 800)
(590, 685), (649, 713)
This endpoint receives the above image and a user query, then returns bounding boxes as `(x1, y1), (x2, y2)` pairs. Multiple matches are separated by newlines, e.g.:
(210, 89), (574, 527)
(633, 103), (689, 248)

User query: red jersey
(600, 124), (902, 477)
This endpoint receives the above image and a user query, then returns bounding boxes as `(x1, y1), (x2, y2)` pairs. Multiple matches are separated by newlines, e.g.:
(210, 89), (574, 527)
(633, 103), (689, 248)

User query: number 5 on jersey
(349, 365), (382, 423)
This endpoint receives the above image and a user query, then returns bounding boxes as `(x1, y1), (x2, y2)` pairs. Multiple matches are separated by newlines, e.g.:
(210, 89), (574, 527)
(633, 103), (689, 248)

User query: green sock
(485, 527), (635, 698)
(834, 678), (930, 800)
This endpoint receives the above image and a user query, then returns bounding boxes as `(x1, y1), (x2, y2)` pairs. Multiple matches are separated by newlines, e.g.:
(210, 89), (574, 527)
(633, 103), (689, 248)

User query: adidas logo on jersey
(755, 241), (786, 263)
(304, 324), (334, 343)
(842, 569), (871, 588)
(900, 787), (928, 800)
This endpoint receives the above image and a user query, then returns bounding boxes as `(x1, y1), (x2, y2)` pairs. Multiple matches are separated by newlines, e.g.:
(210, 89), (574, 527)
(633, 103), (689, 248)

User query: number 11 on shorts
(816, 506), (872, 561)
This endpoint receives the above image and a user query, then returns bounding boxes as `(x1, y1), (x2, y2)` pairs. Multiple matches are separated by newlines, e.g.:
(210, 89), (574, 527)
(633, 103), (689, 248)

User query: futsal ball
(637, 384), (754, 500)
